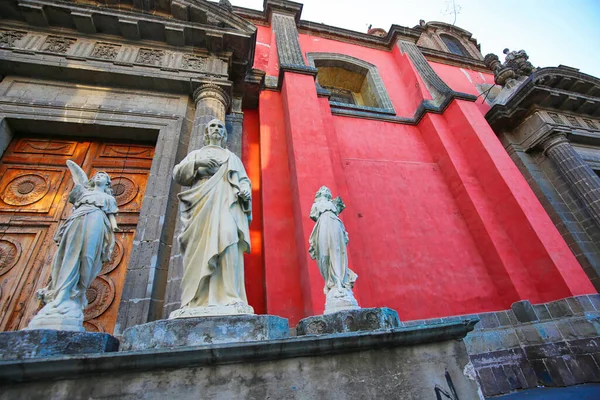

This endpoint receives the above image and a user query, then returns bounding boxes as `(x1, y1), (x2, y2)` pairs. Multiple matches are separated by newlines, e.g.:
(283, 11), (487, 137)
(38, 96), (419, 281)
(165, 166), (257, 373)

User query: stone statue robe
(309, 199), (357, 295)
(45, 184), (118, 307)
(174, 147), (252, 308)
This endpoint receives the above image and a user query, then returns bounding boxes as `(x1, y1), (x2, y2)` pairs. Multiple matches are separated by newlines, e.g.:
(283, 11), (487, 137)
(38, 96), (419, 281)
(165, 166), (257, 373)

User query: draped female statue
(169, 118), (253, 318)
(309, 186), (359, 314)
(26, 161), (119, 331)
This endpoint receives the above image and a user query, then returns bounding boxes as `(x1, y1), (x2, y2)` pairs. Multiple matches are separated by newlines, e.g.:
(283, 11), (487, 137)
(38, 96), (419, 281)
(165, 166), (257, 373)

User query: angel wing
(333, 196), (346, 215)
(66, 160), (89, 187)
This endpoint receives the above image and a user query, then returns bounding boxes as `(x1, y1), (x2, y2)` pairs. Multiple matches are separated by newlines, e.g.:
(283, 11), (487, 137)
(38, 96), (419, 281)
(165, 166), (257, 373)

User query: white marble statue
(26, 161), (119, 331)
(309, 186), (360, 314)
(169, 118), (253, 319)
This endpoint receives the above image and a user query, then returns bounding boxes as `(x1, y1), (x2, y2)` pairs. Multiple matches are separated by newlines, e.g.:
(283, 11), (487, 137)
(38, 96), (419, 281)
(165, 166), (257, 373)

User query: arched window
(440, 34), (469, 57)
(306, 52), (395, 115)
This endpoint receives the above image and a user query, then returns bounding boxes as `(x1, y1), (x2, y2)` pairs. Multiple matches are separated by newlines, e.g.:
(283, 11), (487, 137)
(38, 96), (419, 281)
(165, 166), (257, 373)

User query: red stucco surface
(249, 26), (596, 325)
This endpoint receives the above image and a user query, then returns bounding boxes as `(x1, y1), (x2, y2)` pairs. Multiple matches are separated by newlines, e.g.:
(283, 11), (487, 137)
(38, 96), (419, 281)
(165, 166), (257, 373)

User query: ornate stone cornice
(486, 67), (600, 131)
(0, 0), (257, 75)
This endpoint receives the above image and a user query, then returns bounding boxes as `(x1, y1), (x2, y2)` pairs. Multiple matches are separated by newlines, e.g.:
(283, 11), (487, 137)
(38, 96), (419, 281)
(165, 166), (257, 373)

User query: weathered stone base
(120, 314), (289, 351)
(168, 303), (254, 319)
(0, 329), (119, 360)
(296, 307), (400, 335)
(0, 321), (481, 400)
(402, 295), (600, 397)
(324, 287), (360, 314)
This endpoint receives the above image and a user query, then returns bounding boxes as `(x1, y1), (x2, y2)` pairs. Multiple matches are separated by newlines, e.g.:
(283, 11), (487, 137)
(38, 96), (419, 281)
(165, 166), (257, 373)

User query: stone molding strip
(0, 319), (478, 384)
(329, 89), (476, 125)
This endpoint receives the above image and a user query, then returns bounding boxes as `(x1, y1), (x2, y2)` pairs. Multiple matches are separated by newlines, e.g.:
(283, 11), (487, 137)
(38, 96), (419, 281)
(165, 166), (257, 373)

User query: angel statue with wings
(26, 161), (119, 332)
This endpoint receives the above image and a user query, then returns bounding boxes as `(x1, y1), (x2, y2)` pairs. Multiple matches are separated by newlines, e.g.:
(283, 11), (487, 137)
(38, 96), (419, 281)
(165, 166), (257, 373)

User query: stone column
(539, 132), (600, 227)
(189, 83), (231, 151)
(225, 96), (244, 159)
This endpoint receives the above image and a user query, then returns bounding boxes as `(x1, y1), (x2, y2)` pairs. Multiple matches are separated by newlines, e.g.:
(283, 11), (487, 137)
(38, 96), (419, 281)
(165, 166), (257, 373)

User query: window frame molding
(306, 52), (396, 116)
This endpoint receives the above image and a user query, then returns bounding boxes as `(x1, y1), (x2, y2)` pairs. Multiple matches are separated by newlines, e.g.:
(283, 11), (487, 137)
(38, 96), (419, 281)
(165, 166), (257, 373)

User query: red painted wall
(242, 109), (266, 314)
(249, 25), (596, 325)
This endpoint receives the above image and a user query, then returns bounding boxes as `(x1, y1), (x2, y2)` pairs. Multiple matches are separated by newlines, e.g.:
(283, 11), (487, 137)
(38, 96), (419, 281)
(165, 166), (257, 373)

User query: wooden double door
(0, 135), (154, 333)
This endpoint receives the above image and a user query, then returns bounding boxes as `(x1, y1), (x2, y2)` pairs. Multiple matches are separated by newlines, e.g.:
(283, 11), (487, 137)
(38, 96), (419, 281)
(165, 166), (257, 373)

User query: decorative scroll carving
(42, 36), (76, 54)
(181, 54), (206, 71)
(110, 176), (139, 206)
(484, 48), (535, 87)
(100, 145), (154, 159)
(136, 48), (165, 66)
(100, 239), (123, 275)
(91, 43), (121, 60)
(83, 320), (105, 333)
(2, 173), (50, 206)
(15, 139), (77, 155)
(0, 30), (25, 48)
(0, 239), (21, 276)
(84, 275), (116, 321)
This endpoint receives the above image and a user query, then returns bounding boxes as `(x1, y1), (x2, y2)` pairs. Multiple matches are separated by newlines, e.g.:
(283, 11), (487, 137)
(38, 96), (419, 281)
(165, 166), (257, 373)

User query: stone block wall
(402, 295), (600, 397)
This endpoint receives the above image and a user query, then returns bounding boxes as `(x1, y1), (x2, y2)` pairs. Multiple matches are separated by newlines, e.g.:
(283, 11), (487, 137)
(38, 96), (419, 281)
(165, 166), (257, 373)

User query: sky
(232, 0), (600, 78)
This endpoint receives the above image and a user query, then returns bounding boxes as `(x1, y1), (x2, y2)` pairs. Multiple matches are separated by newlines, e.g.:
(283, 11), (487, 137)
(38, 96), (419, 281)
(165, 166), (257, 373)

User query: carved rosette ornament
(42, 36), (76, 54)
(84, 275), (116, 321)
(0, 239), (21, 276)
(0, 30), (25, 48)
(136, 48), (165, 66)
(181, 54), (206, 71)
(91, 43), (121, 60)
(2, 173), (50, 206)
(110, 176), (139, 206)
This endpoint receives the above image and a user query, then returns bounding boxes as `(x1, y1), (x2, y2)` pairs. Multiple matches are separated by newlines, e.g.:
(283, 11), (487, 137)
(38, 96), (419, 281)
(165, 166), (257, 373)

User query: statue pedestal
(120, 315), (290, 351)
(296, 307), (400, 335)
(0, 329), (119, 360)
(168, 303), (254, 319)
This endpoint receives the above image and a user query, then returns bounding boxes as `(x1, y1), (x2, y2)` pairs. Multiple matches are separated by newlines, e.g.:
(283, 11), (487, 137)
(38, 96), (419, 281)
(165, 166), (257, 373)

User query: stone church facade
(0, 0), (599, 398)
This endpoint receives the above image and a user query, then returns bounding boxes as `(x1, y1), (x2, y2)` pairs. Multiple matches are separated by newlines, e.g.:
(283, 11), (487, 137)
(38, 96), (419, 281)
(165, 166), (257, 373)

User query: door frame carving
(0, 76), (189, 335)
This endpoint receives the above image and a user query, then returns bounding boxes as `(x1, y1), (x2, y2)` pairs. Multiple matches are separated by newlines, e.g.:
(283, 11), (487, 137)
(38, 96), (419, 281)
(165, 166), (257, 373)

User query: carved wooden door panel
(0, 136), (154, 334)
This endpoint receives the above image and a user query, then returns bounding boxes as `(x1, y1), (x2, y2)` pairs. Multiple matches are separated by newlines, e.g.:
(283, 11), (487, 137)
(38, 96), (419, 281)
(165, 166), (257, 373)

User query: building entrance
(0, 135), (154, 333)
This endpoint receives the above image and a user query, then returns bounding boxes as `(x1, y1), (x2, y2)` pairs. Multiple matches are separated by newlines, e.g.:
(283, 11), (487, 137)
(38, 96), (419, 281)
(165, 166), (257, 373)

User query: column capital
(538, 132), (569, 154)
(264, 0), (303, 24)
(192, 83), (231, 111)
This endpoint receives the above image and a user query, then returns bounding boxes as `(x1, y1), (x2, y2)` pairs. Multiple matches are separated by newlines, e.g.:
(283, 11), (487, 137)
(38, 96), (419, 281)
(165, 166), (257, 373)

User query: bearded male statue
(169, 118), (253, 318)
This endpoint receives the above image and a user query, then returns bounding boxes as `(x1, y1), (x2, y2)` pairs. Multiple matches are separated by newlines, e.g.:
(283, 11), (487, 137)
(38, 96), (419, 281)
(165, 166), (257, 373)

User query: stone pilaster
(189, 83), (231, 151)
(539, 132), (600, 227)
(271, 12), (305, 67)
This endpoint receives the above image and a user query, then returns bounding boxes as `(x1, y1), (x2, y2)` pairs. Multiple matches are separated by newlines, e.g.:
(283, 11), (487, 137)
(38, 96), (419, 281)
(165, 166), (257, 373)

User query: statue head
(204, 118), (227, 147)
(315, 186), (332, 200)
(89, 171), (113, 195)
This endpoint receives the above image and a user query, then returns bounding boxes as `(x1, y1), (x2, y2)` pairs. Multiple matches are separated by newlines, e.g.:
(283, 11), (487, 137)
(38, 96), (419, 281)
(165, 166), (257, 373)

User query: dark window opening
(440, 34), (468, 57)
